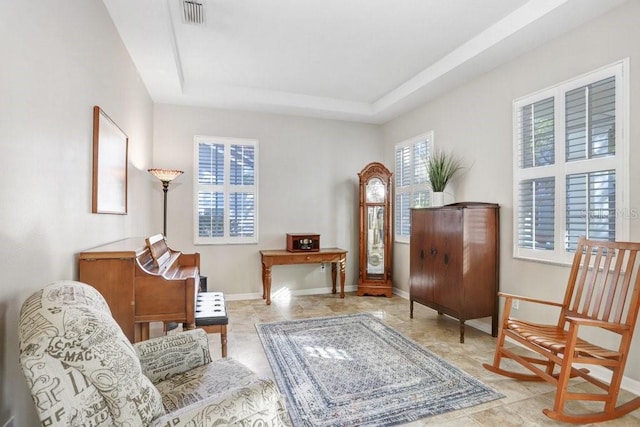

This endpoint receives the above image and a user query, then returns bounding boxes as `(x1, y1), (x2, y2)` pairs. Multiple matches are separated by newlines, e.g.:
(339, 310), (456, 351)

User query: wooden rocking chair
(483, 237), (640, 423)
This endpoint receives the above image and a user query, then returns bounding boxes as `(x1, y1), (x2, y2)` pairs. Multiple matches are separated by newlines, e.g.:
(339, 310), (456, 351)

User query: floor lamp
(148, 168), (184, 237)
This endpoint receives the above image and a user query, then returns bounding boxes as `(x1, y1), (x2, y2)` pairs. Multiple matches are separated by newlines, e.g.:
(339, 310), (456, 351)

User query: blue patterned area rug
(256, 313), (503, 427)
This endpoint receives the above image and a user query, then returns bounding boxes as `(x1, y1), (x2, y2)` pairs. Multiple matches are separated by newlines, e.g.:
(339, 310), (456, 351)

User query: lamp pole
(148, 168), (184, 237)
(161, 180), (170, 236)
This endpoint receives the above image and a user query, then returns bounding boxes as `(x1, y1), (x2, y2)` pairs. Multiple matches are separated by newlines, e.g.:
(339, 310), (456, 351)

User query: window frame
(394, 131), (434, 244)
(193, 135), (259, 245)
(513, 59), (629, 264)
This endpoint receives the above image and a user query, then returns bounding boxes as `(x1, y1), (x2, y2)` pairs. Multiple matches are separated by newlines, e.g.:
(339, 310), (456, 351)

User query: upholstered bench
(195, 292), (229, 357)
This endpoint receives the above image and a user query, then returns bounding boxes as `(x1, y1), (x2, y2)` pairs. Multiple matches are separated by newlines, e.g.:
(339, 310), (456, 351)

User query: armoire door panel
(428, 208), (462, 313)
(409, 208), (430, 303)
(462, 208), (498, 319)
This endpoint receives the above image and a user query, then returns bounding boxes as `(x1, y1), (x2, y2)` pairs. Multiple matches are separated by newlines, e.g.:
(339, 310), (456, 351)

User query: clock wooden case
(357, 162), (393, 297)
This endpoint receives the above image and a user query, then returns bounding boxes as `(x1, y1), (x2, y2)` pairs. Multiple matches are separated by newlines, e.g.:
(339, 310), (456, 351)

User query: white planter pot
(431, 192), (445, 207)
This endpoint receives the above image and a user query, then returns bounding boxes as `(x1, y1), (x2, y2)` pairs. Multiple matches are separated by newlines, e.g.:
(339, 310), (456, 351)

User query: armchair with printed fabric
(18, 280), (290, 426)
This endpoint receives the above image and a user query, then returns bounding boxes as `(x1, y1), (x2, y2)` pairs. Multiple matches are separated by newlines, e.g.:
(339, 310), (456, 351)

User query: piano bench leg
(221, 325), (227, 358)
(139, 323), (150, 342)
(198, 324), (228, 358)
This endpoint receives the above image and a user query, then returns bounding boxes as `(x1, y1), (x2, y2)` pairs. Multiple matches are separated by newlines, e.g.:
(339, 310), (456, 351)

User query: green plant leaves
(426, 149), (463, 192)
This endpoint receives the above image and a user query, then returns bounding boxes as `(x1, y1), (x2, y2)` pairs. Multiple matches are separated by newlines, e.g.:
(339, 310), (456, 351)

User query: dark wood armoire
(409, 202), (499, 343)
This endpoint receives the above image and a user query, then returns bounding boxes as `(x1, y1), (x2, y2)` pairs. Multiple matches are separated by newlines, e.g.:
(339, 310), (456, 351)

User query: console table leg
(261, 262), (266, 300)
(339, 257), (346, 298)
(263, 265), (272, 305)
(331, 263), (337, 294)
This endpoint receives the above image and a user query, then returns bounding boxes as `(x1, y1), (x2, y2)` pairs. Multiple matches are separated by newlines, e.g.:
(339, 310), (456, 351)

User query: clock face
(365, 178), (385, 203)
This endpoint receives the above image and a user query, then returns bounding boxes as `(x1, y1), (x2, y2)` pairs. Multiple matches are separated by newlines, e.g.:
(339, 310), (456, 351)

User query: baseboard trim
(392, 288), (409, 299)
(224, 285), (359, 302)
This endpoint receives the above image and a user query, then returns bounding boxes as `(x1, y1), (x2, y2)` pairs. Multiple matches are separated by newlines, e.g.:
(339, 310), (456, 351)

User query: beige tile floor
(173, 292), (640, 426)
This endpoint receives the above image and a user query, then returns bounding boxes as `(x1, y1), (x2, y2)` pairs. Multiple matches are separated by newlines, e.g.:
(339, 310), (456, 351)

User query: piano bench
(195, 292), (229, 357)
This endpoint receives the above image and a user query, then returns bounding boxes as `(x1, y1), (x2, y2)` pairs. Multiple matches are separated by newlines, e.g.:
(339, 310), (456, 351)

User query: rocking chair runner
(484, 237), (640, 423)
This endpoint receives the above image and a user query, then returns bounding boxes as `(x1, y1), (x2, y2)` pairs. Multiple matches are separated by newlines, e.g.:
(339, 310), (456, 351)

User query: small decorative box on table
(286, 233), (320, 252)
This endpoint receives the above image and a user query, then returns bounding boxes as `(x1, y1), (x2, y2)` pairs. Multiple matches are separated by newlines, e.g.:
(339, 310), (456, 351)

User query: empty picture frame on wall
(92, 105), (128, 214)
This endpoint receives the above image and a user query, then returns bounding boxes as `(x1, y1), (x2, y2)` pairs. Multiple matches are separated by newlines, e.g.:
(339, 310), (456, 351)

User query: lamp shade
(148, 168), (184, 182)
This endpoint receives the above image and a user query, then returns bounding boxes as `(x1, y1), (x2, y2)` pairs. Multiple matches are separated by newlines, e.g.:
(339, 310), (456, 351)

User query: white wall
(383, 0), (640, 383)
(153, 104), (382, 298)
(0, 1), (155, 425)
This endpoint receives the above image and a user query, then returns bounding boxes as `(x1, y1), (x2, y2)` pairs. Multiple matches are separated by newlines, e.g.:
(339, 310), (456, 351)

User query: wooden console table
(260, 248), (348, 305)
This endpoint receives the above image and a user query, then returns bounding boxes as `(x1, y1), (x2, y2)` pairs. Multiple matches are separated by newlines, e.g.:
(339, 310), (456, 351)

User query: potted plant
(426, 148), (463, 206)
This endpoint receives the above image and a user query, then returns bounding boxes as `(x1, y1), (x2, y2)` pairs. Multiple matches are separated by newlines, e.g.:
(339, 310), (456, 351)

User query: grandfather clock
(357, 162), (393, 297)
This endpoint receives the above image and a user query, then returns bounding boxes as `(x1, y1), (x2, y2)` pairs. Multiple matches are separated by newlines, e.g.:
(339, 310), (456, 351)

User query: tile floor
(174, 292), (640, 426)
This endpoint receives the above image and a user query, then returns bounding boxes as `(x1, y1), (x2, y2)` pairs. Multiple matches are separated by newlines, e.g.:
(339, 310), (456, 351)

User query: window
(513, 60), (628, 263)
(194, 136), (258, 245)
(394, 132), (433, 243)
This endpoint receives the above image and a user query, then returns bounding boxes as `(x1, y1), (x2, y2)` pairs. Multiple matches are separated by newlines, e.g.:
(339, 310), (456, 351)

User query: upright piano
(78, 235), (200, 342)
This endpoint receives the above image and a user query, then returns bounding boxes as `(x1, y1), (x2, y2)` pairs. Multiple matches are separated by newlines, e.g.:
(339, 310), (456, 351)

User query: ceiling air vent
(182, 0), (205, 25)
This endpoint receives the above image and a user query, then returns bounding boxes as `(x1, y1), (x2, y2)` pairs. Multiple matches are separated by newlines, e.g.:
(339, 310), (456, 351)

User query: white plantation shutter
(517, 177), (555, 250)
(565, 77), (616, 161)
(516, 95), (556, 252)
(564, 77), (617, 251)
(195, 136), (258, 244)
(394, 132), (432, 244)
(198, 142), (224, 238)
(520, 97), (555, 168)
(198, 191), (224, 237)
(513, 61), (627, 263)
(229, 144), (255, 238)
(565, 170), (616, 251)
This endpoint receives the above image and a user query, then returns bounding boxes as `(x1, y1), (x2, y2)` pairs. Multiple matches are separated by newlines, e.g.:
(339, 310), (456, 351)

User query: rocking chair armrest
(498, 292), (564, 308)
(565, 316), (630, 332)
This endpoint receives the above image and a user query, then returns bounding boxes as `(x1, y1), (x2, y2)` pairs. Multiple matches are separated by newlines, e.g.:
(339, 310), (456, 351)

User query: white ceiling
(103, 0), (626, 124)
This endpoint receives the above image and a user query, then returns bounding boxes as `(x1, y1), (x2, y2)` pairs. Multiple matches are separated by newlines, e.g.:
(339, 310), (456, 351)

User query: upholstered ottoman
(195, 292), (229, 357)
